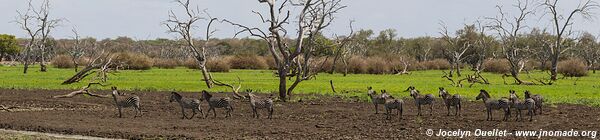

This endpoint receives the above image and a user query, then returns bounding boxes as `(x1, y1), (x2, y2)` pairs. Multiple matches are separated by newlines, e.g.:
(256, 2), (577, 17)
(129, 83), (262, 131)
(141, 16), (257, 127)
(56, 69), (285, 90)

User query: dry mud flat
(0, 89), (599, 139)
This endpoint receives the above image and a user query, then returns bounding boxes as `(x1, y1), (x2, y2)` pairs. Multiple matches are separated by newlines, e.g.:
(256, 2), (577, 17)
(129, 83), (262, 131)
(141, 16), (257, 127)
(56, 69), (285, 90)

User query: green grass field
(1, 65), (599, 106)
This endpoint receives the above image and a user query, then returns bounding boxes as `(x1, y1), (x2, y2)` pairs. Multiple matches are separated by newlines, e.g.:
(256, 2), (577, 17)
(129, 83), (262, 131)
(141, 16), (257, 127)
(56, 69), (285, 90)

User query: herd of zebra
(107, 85), (544, 121)
(109, 87), (273, 119)
(368, 86), (544, 121)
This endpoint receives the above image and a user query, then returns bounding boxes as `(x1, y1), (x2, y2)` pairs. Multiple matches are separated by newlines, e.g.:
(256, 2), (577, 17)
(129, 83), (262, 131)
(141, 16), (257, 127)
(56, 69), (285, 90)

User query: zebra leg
(118, 107), (123, 118)
(529, 108), (533, 122)
(181, 107), (187, 119)
(539, 104), (543, 115)
(228, 106), (233, 117)
(225, 107), (232, 118)
(430, 104), (433, 116)
(198, 106), (205, 119)
(212, 108), (217, 118)
(516, 109), (521, 121)
(446, 105), (451, 116)
(454, 104), (460, 116)
(374, 104), (378, 114)
(134, 106), (141, 118)
(189, 108), (197, 119)
(399, 106), (403, 119)
(385, 108), (391, 120)
(268, 108), (273, 120)
(252, 107), (258, 118)
(417, 105), (422, 116)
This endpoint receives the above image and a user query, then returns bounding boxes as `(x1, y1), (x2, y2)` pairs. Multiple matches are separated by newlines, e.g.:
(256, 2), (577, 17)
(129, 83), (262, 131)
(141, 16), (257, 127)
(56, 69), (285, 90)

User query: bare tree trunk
(330, 54), (340, 74)
(22, 46), (32, 74)
(278, 68), (288, 102)
(199, 61), (214, 88)
(455, 61), (461, 77)
(342, 58), (348, 76)
(550, 54), (559, 81)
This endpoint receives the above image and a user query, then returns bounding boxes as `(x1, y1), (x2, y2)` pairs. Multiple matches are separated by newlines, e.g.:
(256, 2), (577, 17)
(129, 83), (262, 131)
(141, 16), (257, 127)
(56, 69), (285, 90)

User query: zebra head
(476, 89), (490, 100)
(509, 90), (519, 100)
(438, 87), (448, 98)
(170, 92), (182, 102)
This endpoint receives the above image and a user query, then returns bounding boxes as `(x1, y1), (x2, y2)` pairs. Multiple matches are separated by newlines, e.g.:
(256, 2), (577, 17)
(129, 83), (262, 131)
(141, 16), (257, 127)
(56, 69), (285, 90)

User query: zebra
(244, 89), (274, 119)
(110, 86), (142, 118)
(476, 90), (510, 121)
(367, 87), (390, 114)
(438, 87), (461, 116)
(509, 90), (535, 121)
(524, 90), (544, 115)
(407, 86), (434, 116)
(383, 95), (403, 120)
(201, 90), (234, 118)
(169, 92), (204, 119)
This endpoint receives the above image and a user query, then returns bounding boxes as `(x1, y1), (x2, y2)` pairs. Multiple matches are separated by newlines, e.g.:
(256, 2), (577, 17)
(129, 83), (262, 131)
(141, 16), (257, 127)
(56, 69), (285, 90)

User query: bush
(558, 58), (588, 77)
(418, 59), (451, 70)
(366, 57), (392, 74)
(263, 56), (278, 70)
(183, 58), (199, 69)
(229, 54), (268, 69)
(206, 58), (231, 72)
(482, 59), (511, 74)
(114, 52), (153, 70)
(343, 57), (364, 74)
(153, 58), (178, 69)
(51, 55), (75, 68)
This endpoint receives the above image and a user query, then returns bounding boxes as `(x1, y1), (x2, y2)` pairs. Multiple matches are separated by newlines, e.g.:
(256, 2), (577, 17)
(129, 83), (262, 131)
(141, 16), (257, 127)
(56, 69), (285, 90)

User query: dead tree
(225, 0), (346, 101)
(576, 33), (600, 73)
(488, 0), (536, 85)
(53, 83), (111, 98)
(69, 28), (85, 72)
(439, 23), (472, 77)
(543, 0), (599, 81)
(56, 51), (115, 98)
(330, 21), (355, 75)
(164, 0), (243, 99)
(15, 0), (62, 73)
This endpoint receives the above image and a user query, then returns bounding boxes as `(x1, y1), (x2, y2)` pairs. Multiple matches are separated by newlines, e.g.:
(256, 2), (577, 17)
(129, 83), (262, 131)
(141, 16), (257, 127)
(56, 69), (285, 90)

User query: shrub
(558, 58), (588, 77)
(229, 54), (268, 69)
(482, 59), (510, 74)
(340, 56), (369, 74)
(184, 58), (199, 69)
(206, 58), (231, 72)
(51, 55), (74, 68)
(153, 58), (178, 69)
(366, 57), (392, 74)
(113, 52), (153, 70)
(418, 59), (451, 70)
(263, 56), (278, 70)
(313, 57), (335, 73)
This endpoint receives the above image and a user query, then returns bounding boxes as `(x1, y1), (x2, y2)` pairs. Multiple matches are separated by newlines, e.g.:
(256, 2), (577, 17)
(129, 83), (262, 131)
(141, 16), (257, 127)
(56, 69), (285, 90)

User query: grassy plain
(1, 65), (599, 106)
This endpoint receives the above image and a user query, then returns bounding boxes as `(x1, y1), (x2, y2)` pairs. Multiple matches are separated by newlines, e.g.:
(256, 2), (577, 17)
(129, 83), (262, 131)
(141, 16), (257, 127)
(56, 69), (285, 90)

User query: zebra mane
(171, 92), (182, 100)
(480, 90), (490, 98)
(201, 90), (212, 100)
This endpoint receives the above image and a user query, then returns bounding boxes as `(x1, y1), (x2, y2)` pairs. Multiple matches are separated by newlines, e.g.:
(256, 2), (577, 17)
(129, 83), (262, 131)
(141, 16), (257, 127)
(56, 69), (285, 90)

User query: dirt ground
(0, 89), (599, 139)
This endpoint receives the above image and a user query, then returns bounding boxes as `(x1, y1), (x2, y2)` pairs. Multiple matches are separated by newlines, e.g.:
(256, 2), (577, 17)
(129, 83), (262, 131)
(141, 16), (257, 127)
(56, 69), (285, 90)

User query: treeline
(2, 25), (598, 77)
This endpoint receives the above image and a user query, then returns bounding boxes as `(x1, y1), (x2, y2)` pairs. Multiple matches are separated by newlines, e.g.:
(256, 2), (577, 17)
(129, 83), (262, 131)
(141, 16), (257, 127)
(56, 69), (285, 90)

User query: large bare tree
(439, 23), (473, 77)
(164, 0), (242, 98)
(576, 32), (600, 73)
(226, 0), (345, 101)
(15, 0), (62, 73)
(543, 0), (599, 81)
(488, 0), (536, 85)
(68, 28), (85, 72)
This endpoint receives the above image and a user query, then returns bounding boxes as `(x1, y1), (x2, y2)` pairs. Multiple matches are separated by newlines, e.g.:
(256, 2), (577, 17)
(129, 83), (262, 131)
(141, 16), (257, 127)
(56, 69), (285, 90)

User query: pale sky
(0, 0), (598, 40)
